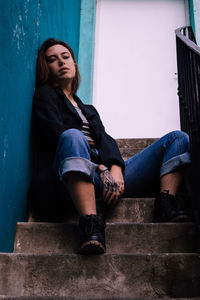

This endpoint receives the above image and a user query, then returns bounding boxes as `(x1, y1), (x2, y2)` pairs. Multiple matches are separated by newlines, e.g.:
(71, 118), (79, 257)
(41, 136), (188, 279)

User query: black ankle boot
(78, 214), (106, 254)
(153, 192), (189, 222)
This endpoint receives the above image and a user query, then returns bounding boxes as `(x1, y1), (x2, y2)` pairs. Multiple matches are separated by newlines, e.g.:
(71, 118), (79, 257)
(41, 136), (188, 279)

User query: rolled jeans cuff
(160, 152), (191, 177)
(59, 157), (98, 183)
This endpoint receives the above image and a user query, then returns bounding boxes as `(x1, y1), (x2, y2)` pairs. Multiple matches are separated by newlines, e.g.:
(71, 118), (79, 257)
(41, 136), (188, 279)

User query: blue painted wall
(189, 0), (200, 45)
(189, 0), (195, 33)
(77, 0), (97, 104)
(0, 0), (81, 252)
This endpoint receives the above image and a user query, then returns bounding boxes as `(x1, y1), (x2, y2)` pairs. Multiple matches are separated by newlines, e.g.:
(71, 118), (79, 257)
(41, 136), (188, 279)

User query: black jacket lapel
(75, 96), (96, 121)
(56, 88), (81, 120)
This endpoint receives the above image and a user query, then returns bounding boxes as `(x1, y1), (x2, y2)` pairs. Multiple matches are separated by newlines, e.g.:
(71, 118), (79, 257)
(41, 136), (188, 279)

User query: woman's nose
(58, 60), (64, 67)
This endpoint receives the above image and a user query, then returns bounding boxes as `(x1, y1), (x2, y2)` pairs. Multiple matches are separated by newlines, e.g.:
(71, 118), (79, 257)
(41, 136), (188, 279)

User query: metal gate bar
(175, 26), (200, 229)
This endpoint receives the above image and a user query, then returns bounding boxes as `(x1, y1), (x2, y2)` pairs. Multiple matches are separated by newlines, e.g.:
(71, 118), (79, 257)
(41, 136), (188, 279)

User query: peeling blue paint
(0, 0), (81, 252)
(3, 136), (8, 161)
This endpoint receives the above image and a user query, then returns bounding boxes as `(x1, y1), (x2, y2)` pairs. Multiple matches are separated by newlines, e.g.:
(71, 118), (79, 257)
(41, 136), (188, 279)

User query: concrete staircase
(0, 139), (200, 300)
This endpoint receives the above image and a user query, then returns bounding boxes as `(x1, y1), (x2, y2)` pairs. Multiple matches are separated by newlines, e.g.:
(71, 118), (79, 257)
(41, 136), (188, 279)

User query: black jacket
(29, 84), (124, 220)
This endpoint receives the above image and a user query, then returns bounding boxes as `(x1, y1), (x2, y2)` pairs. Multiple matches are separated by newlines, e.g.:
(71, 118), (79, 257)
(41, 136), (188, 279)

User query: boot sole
(78, 240), (106, 255)
(170, 214), (191, 222)
(154, 214), (191, 223)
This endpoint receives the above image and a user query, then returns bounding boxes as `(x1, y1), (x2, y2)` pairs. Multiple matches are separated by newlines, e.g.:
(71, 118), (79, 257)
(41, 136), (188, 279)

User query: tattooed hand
(98, 165), (121, 204)
(110, 165), (125, 198)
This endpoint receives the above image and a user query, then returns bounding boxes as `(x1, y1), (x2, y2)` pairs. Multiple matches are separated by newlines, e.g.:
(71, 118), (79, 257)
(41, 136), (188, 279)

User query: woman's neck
(62, 87), (78, 107)
(55, 79), (77, 107)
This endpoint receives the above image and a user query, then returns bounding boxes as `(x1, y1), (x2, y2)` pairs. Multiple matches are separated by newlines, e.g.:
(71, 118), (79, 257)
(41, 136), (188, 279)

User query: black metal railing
(175, 26), (200, 229)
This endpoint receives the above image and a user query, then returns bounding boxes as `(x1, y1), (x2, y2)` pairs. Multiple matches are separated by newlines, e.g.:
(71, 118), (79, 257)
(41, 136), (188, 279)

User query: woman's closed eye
(47, 56), (69, 64)
(46, 56), (56, 64)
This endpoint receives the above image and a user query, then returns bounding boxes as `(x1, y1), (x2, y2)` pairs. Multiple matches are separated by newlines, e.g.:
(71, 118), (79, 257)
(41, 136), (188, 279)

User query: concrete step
(0, 253), (199, 298)
(60, 198), (155, 224)
(103, 198), (154, 223)
(2, 295), (198, 299)
(117, 149), (145, 161)
(0, 297), (199, 300)
(14, 222), (198, 254)
(116, 138), (157, 160)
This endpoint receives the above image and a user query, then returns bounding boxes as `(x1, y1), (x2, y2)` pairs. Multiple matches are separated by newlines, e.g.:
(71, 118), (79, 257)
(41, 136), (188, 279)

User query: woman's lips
(59, 68), (69, 73)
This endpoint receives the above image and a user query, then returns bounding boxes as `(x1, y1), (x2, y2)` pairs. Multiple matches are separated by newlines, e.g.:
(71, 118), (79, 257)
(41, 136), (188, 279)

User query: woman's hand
(110, 165), (125, 198)
(98, 164), (124, 204)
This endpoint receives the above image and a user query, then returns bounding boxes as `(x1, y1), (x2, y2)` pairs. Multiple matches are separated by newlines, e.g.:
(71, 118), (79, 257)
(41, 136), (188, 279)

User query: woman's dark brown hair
(36, 38), (80, 95)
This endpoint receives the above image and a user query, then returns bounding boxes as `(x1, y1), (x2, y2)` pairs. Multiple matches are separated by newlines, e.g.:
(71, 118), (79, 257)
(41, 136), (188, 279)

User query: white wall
(93, 0), (189, 138)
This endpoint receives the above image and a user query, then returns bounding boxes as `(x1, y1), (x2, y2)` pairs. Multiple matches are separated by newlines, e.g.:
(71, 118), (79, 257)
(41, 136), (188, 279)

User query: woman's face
(45, 44), (76, 82)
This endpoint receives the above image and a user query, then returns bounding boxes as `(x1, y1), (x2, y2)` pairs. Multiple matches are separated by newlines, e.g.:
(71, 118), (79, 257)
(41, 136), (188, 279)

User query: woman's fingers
(103, 182), (112, 201)
(103, 182), (120, 204)
(103, 182), (113, 201)
(109, 165), (124, 200)
(108, 189), (120, 205)
(119, 182), (125, 196)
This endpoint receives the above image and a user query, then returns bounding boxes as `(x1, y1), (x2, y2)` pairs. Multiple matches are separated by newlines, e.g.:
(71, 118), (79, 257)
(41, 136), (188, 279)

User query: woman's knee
(61, 128), (85, 139)
(167, 130), (190, 152)
(55, 129), (94, 179)
(55, 128), (90, 161)
(60, 129), (88, 146)
(170, 130), (190, 151)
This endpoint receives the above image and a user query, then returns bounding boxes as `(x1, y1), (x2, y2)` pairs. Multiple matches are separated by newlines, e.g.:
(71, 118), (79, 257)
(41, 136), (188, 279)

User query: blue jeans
(54, 129), (190, 198)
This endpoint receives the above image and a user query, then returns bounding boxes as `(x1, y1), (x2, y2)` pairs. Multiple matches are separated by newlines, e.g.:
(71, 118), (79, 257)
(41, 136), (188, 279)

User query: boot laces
(86, 215), (101, 234)
(84, 215), (104, 235)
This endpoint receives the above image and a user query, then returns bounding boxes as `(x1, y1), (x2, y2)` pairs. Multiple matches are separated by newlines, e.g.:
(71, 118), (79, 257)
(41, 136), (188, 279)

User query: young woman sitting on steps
(29, 38), (191, 254)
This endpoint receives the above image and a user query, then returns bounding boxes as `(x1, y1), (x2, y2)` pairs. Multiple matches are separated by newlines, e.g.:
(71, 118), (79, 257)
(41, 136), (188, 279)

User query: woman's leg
(122, 131), (190, 222)
(63, 172), (97, 215)
(54, 128), (97, 214)
(54, 128), (105, 253)
(160, 171), (183, 195)
(123, 130), (190, 197)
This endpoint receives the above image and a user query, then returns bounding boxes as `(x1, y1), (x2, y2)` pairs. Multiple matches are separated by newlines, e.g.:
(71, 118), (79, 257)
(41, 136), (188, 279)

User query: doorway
(93, 0), (190, 138)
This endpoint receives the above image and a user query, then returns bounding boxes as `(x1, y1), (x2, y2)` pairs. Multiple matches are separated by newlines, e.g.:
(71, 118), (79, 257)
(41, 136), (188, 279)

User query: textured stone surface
(103, 198), (154, 223)
(116, 138), (158, 150)
(0, 253), (200, 298)
(14, 222), (198, 254)
(0, 296), (200, 300)
(0, 297), (199, 300)
(116, 138), (157, 160)
(52, 198), (155, 224)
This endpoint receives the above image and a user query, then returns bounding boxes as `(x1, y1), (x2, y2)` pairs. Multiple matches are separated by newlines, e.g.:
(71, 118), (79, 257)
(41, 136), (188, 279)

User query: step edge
(1, 253), (199, 258)
(16, 222), (196, 226)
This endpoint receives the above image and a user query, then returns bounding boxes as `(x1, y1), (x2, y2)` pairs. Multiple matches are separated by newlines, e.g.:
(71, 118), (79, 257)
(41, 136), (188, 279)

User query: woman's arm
(33, 85), (68, 147)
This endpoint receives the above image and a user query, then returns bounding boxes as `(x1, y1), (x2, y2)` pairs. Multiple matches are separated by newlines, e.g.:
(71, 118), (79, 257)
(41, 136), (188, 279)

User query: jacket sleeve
(33, 85), (68, 148)
(89, 105), (125, 171)
(99, 132), (125, 171)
